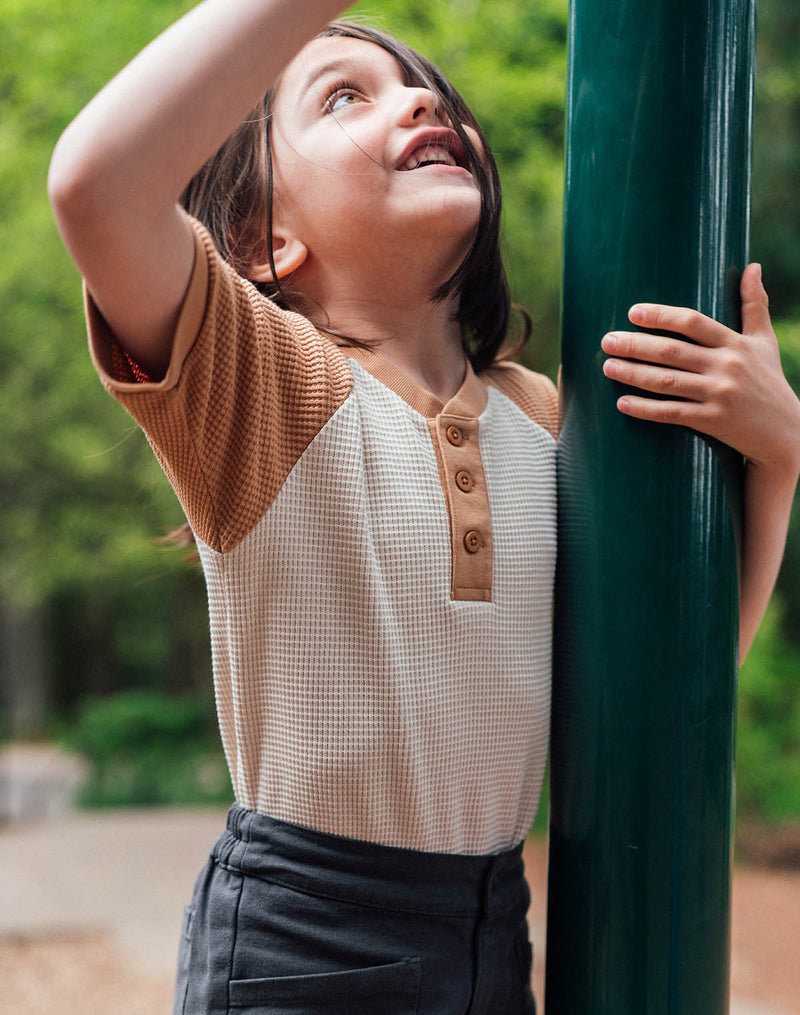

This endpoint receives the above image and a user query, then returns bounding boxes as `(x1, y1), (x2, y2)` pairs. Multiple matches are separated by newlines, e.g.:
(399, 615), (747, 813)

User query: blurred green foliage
(63, 690), (231, 807)
(771, 320), (800, 644)
(0, 0), (798, 822)
(738, 599), (800, 821)
(751, 1), (800, 319)
(0, 0), (210, 714)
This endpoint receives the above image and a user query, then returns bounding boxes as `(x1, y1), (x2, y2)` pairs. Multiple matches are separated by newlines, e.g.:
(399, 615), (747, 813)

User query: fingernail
(602, 333), (618, 352)
(604, 359), (619, 378)
(618, 397), (631, 412)
(628, 305), (645, 323)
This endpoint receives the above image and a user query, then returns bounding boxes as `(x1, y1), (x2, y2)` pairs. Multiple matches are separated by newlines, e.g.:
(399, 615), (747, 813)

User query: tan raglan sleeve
(86, 215), (354, 552)
(483, 360), (559, 440)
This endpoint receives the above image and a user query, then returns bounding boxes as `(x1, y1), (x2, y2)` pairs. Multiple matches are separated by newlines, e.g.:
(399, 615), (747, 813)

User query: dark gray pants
(173, 804), (536, 1015)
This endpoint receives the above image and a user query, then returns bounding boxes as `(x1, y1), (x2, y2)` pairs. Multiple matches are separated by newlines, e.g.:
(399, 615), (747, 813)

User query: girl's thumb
(740, 262), (772, 336)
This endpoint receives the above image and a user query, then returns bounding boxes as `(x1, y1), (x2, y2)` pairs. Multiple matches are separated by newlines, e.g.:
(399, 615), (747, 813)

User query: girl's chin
(400, 193), (481, 238)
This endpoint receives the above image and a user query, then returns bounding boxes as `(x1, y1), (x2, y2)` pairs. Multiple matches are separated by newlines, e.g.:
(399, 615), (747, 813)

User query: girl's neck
(300, 267), (469, 403)
(372, 319), (468, 403)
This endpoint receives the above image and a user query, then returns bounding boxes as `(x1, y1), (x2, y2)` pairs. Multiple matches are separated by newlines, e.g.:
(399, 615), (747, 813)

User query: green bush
(63, 689), (232, 807)
(772, 319), (800, 652)
(737, 598), (800, 822)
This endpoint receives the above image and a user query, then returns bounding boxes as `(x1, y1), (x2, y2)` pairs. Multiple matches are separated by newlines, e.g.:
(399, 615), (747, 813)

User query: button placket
(455, 464), (480, 552)
(432, 414), (492, 601)
(449, 429), (478, 547)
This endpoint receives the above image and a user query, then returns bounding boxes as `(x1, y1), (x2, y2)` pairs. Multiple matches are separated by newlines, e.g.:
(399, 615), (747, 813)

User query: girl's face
(268, 35), (484, 285)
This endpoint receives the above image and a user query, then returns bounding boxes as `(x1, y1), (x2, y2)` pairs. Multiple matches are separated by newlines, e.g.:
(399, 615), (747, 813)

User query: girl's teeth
(401, 146), (457, 171)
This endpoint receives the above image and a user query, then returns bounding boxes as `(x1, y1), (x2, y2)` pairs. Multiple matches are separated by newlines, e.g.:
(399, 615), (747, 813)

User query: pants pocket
(228, 956), (422, 1014)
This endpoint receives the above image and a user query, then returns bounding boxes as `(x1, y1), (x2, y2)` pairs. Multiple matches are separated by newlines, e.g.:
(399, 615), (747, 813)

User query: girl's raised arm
(48, 0), (346, 377)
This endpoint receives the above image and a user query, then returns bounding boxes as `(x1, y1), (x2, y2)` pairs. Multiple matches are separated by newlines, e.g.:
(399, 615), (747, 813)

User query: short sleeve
(85, 216), (354, 552)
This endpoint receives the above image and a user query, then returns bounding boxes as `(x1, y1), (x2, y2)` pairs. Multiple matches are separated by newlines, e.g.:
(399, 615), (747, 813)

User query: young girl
(48, 2), (800, 1012)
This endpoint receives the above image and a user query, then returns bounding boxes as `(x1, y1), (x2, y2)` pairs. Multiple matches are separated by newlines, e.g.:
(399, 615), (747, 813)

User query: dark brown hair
(180, 21), (529, 372)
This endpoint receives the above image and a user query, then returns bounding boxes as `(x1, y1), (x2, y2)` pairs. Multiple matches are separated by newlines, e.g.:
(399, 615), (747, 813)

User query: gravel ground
(1, 810), (797, 1015)
(0, 932), (174, 1015)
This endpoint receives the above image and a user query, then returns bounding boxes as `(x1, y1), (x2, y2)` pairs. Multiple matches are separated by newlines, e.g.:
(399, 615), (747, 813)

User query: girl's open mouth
(400, 144), (460, 171)
(396, 128), (469, 172)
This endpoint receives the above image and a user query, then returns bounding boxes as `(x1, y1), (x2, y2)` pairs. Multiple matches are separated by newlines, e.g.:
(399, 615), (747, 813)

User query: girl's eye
(324, 82), (365, 114)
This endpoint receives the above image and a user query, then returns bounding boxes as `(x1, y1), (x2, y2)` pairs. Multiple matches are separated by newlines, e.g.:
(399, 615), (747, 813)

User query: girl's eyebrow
(300, 58), (362, 100)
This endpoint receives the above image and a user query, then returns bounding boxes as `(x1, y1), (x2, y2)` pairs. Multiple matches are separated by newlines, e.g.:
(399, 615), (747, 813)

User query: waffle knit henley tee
(86, 215), (558, 856)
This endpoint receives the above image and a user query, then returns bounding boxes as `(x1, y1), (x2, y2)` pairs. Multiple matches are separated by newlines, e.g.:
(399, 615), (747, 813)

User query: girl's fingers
(601, 330), (709, 371)
(614, 395), (713, 430)
(627, 303), (730, 347)
(601, 268), (794, 460)
(602, 357), (707, 400)
(625, 264), (773, 350)
(739, 262), (773, 338)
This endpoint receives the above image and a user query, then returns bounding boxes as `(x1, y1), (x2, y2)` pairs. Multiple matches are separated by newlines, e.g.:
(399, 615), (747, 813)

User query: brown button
(463, 530), (482, 554)
(445, 424), (464, 447)
(455, 470), (474, 492)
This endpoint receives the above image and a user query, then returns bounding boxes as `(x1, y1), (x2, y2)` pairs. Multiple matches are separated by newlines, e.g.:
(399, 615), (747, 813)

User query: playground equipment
(545, 0), (755, 1012)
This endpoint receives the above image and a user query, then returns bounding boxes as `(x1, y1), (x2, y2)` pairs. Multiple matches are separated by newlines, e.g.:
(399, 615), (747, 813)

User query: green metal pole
(545, 2), (755, 1013)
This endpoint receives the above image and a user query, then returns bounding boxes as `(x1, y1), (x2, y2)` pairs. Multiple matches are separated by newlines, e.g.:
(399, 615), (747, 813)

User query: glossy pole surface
(545, 1), (754, 1012)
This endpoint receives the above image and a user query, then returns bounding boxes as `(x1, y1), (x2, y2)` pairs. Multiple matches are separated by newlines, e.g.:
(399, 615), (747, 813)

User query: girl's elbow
(49, 138), (93, 223)
(48, 124), (115, 237)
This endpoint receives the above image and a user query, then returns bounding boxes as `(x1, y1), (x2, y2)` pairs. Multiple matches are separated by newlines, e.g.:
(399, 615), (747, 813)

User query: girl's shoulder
(481, 360), (559, 440)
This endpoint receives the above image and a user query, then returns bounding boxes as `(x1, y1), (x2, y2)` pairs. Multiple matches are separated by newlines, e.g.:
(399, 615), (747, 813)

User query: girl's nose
(398, 85), (440, 125)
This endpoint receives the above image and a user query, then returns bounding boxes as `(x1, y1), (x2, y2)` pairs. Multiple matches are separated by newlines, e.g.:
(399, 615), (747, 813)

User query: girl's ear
(248, 231), (308, 283)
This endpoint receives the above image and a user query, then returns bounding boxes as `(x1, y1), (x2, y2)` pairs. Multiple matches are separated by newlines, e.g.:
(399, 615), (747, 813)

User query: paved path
(0, 808), (223, 976)
(0, 808), (796, 1014)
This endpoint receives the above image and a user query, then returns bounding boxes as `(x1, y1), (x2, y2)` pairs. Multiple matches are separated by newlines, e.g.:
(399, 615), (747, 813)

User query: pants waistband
(213, 804), (526, 919)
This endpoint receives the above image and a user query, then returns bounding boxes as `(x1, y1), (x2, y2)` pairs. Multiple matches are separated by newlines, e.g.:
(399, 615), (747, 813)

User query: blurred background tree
(0, 0), (797, 822)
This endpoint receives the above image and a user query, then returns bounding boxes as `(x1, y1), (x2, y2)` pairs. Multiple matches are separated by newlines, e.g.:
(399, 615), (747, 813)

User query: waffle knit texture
(87, 215), (558, 855)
